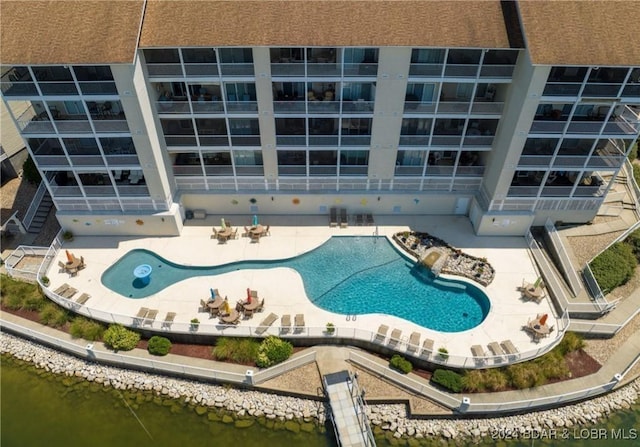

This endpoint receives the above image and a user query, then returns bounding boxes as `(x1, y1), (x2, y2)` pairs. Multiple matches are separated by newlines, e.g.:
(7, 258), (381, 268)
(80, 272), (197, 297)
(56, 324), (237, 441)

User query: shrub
(534, 352), (570, 380)
(431, 369), (463, 392)
(62, 230), (74, 241)
(634, 163), (640, 189)
(556, 332), (585, 356)
(506, 363), (545, 389)
(147, 336), (172, 356)
(628, 141), (638, 162)
(38, 303), (70, 327)
(255, 336), (293, 368)
(590, 242), (636, 292)
(0, 274), (45, 310)
(461, 370), (485, 392)
(483, 368), (508, 391)
(212, 337), (260, 363)
(437, 347), (449, 360)
(625, 229), (640, 261)
(69, 317), (105, 341)
(389, 355), (413, 374)
(103, 324), (140, 351)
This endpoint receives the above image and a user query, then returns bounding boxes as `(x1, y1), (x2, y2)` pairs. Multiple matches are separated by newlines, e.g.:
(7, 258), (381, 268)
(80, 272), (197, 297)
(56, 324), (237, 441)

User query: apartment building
(1, 1), (638, 237)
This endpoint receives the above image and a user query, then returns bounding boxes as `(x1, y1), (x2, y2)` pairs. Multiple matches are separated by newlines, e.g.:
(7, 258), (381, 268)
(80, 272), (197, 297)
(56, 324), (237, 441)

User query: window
(144, 49), (180, 64)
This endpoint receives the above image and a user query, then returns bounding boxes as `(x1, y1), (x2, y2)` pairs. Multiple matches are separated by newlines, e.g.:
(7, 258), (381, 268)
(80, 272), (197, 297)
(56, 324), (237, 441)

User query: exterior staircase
(26, 189), (53, 233)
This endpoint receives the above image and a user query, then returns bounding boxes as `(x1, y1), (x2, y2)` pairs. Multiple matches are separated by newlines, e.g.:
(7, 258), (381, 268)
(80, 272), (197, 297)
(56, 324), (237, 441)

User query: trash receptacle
(185, 210), (194, 220)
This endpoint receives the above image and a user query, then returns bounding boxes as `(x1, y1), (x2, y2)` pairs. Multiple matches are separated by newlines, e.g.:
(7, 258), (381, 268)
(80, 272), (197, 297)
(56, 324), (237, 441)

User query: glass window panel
(63, 138), (100, 155)
(72, 66), (114, 81)
(32, 66), (73, 81)
(196, 118), (227, 135)
(447, 50), (481, 64)
(482, 50), (518, 65)
(411, 49), (445, 63)
(218, 48), (253, 63)
(401, 118), (433, 135)
(181, 48), (217, 63)
(522, 138), (558, 155)
(277, 150), (306, 165)
(202, 152), (232, 165)
(161, 119), (194, 135)
(587, 67), (629, 83)
(309, 150), (337, 165)
(144, 49), (180, 63)
(340, 150), (368, 165)
(228, 119), (259, 135)
(276, 118), (305, 135)
(233, 150), (263, 165)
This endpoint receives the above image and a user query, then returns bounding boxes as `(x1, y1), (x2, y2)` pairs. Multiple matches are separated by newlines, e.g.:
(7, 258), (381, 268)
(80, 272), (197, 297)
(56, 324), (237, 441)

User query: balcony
(184, 63), (219, 77)
(343, 63), (378, 77)
(479, 65), (514, 78)
(307, 63), (341, 77)
(582, 83), (623, 97)
(78, 81), (118, 95)
(542, 83), (582, 96)
(529, 121), (567, 134)
(399, 135), (430, 146)
(225, 101), (258, 113)
(403, 101), (436, 113)
(341, 100), (374, 113)
(147, 64), (183, 77)
(455, 165), (485, 177)
(408, 64), (444, 77)
(444, 64), (480, 78)
(437, 101), (470, 114)
(270, 62), (305, 77)
(219, 64), (254, 76)
(518, 155), (552, 168)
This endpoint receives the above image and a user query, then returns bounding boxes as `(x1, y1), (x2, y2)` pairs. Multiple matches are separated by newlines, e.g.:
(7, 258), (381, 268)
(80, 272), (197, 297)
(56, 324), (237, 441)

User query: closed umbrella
(539, 313), (548, 326)
(65, 250), (73, 263)
(221, 218), (226, 230)
(252, 215), (258, 226)
(210, 288), (216, 299)
(222, 297), (230, 314)
(246, 288), (252, 304)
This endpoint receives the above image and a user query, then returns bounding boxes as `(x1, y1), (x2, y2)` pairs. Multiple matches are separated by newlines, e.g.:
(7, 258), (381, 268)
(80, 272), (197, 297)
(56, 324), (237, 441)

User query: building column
(252, 48), (278, 186)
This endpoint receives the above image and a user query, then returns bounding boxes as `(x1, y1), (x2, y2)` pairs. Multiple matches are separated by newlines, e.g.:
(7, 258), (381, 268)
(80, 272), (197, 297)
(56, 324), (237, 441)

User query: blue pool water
(102, 236), (490, 332)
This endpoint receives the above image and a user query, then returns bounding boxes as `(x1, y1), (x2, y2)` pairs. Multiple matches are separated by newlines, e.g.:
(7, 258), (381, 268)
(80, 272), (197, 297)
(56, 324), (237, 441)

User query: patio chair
(389, 328), (402, 345)
(280, 314), (291, 334)
(339, 208), (348, 228)
(294, 314), (305, 332)
(355, 214), (364, 226)
(211, 227), (218, 239)
(135, 307), (149, 324)
(144, 309), (158, 326)
(244, 226), (251, 237)
(162, 312), (176, 329)
(250, 231), (261, 243)
(79, 256), (86, 270)
(329, 207), (338, 227)
(220, 309), (241, 325)
(500, 339), (519, 356)
(53, 283), (70, 295)
(250, 290), (259, 299)
(61, 287), (78, 299)
(209, 306), (220, 318)
(408, 332), (420, 352)
(76, 293), (91, 305)
(471, 344), (486, 364)
(232, 228), (238, 239)
(487, 341), (506, 359)
(366, 213), (374, 225)
(255, 312), (278, 335)
(244, 308), (254, 319)
(200, 299), (208, 312)
(375, 324), (388, 343)
(421, 338), (434, 357)
(58, 261), (66, 271)
(257, 298), (265, 312)
(264, 225), (270, 236)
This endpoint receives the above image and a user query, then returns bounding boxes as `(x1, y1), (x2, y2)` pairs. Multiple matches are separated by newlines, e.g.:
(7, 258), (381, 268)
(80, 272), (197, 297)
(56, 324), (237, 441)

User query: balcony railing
(53, 120), (92, 133)
(508, 185), (540, 196)
(69, 155), (104, 166)
(518, 155), (552, 168)
(552, 155), (588, 168)
(622, 84), (640, 97)
(581, 83), (623, 97)
(225, 101), (258, 113)
(276, 135), (306, 146)
(309, 165), (337, 176)
(462, 135), (494, 147)
(306, 63), (341, 76)
(455, 165), (485, 176)
(229, 136), (260, 146)
(1, 81), (38, 96)
(339, 166), (368, 175)
(542, 83), (582, 96)
(479, 65), (515, 78)
(20, 120), (55, 134)
(155, 100), (190, 114)
(37, 82), (78, 95)
(308, 135), (339, 146)
(273, 101), (306, 113)
(399, 135), (430, 145)
(192, 101), (225, 114)
(146, 64), (183, 77)
(403, 102), (436, 113)
(443, 64), (479, 77)
(184, 64), (218, 77)
(408, 64), (444, 77)
(33, 155), (69, 167)
(343, 63), (377, 77)
(565, 121), (604, 134)
(587, 154), (625, 168)
(471, 102), (504, 114)
(437, 101), (470, 113)
(165, 135), (197, 146)
(430, 135), (462, 146)
(78, 82), (118, 95)
(395, 166), (424, 176)
(341, 100), (374, 113)
(117, 185), (150, 196)
(540, 185), (575, 197)
(529, 121), (567, 133)
(50, 185), (82, 196)
(425, 165), (455, 176)
(173, 165), (204, 176)
(270, 63), (305, 77)
(219, 64), (254, 76)
(340, 135), (371, 146)
(198, 136), (230, 146)
(92, 120), (129, 133)
(105, 154), (139, 165)
(203, 165), (234, 176)
(278, 165), (306, 175)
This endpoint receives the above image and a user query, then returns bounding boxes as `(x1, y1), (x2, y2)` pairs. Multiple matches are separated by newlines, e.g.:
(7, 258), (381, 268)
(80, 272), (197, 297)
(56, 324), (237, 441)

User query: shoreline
(2, 331), (638, 442)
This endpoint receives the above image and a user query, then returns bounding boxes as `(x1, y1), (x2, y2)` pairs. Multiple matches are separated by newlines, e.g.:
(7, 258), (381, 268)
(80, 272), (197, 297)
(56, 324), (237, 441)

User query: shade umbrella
(222, 298), (230, 314)
(246, 288), (252, 304)
(210, 288), (216, 299)
(252, 215), (259, 226)
(221, 218), (226, 230)
(65, 250), (73, 263)
(539, 313), (548, 326)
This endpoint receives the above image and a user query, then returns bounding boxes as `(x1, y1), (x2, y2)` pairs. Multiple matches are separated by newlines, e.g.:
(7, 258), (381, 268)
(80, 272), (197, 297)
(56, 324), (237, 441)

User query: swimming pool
(101, 236), (490, 332)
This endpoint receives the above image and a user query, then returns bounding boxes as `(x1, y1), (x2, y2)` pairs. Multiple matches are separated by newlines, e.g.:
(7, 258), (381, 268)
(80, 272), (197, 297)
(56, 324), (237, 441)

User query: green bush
(506, 363), (545, 389)
(431, 369), (463, 392)
(483, 368), (508, 391)
(212, 337), (260, 363)
(0, 274), (45, 310)
(534, 352), (570, 380)
(69, 317), (105, 341)
(556, 332), (585, 356)
(626, 229), (640, 261)
(38, 303), (70, 327)
(147, 336), (172, 356)
(634, 163), (640, 188)
(628, 141), (638, 162)
(103, 324), (140, 351)
(461, 370), (486, 392)
(255, 336), (293, 368)
(590, 242), (637, 292)
(389, 355), (413, 374)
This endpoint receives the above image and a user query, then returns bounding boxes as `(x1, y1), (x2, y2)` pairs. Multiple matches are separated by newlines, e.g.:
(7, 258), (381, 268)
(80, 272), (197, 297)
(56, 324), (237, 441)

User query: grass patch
(38, 303), (71, 328)
(0, 274), (46, 311)
(212, 337), (260, 363)
(69, 317), (106, 341)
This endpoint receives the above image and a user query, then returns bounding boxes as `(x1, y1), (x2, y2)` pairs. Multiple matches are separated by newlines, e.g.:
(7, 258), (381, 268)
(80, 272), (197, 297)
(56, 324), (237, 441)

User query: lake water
(2, 355), (638, 447)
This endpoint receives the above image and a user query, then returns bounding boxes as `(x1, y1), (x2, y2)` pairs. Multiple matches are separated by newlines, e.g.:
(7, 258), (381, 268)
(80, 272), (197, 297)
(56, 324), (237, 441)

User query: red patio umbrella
(65, 250), (73, 263)
(246, 288), (252, 303)
(539, 313), (548, 326)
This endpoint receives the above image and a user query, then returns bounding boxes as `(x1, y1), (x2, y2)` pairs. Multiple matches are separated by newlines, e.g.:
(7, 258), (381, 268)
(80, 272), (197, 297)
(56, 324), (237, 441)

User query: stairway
(27, 191), (53, 233)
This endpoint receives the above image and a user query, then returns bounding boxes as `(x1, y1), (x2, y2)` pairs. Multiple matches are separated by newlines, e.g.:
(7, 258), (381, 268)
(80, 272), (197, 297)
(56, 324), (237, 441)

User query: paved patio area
(46, 214), (560, 366)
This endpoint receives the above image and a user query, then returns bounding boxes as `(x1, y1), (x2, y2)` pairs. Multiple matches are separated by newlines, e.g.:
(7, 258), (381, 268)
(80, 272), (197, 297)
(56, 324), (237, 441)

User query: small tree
(103, 324), (140, 351)
(255, 336), (293, 368)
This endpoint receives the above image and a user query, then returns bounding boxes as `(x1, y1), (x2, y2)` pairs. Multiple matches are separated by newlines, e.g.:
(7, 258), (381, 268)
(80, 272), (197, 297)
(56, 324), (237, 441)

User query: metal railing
(543, 218), (583, 295)
(4, 245), (50, 283)
(346, 371), (376, 447)
(22, 182), (48, 232)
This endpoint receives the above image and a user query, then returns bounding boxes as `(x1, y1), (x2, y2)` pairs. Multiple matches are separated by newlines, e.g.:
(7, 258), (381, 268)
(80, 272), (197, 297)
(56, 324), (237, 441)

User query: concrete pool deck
(47, 215), (560, 365)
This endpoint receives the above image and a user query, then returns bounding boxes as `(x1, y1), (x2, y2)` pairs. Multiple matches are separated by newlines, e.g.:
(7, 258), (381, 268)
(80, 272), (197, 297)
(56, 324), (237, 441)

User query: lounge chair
(61, 287), (78, 299)
(255, 312), (278, 335)
(375, 324), (388, 342)
(471, 344), (486, 364)
(294, 314), (305, 332)
(135, 307), (149, 323)
(339, 208), (348, 228)
(144, 309), (158, 326)
(501, 339), (519, 356)
(162, 312), (176, 328)
(53, 283), (70, 295)
(488, 341), (506, 359)
(355, 214), (364, 226)
(366, 213), (374, 225)
(280, 314), (291, 334)
(389, 328), (402, 345)
(408, 332), (420, 352)
(421, 338), (434, 357)
(220, 309), (241, 325)
(329, 207), (338, 227)
(76, 293), (91, 305)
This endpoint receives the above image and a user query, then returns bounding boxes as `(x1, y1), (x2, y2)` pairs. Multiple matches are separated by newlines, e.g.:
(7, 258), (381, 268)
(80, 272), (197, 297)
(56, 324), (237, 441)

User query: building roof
(518, 0), (640, 66)
(139, 0), (512, 49)
(0, 0), (144, 65)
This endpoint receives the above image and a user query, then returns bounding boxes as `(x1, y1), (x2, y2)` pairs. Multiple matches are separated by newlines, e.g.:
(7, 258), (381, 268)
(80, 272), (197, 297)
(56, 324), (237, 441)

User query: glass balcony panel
(78, 82), (118, 95)
(518, 155), (552, 168)
(430, 135), (462, 146)
(529, 121), (566, 133)
(425, 165), (455, 176)
(341, 101), (373, 113)
(117, 185), (150, 196)
(587, 154), (624, 168)
(155, 100), (190, 114)
(165, 136), (197, 146)
(309, 136), (338, 146)
(343, 63), (378, 77)
(307, 101), (340, 113)
(408, 64), (443, 77)
(307, 64), (341, 76)
(340, 135), (371, 146)
(38, 82), (78, 95)
(276, 136), (306, 145)
(470, 102), (504, 114)
(270, 64), (305, 77)
(552, 156), (587, 167)
(225, 101), (258, 113)
(273, 101), (306, 113)
(1, 81), (38, 95)
(582, 84), (623, 97)
(230, 136), (260, 146)
(540, 186), (574, 197)
(437, 102), (470, 113)
(309, 165), (337, 176)
(279, 166), (306, 176)
(573, 186), (603, 197)
(403, 102), (436, 113)
(184, 64), (219, 77)
(51, 185), (82, 196)
(83, 185), (116, 196)
(219, 64), (254, 76)
(192, 101), (224, 113)
(21, 121), (55, 133)
(71, 155), (104, 166)
(479, 65), (514, 78)
(204, 165), (233, 175)
(395, 166), (424, 176)
(602, 119), (638, 135)
(339, 166), (367, 175)
(105, 154), (139, 165)
(455, 165), (485, 176)
(92, 120), (129, 133)
(444, 65), (479, 77)
(542, 83), (582, 96)
(54, 121), (92, 133)
(147, 64), (183, 77)
(399, 136), (430, 146)
(622, 84), (640, 97)
(508, 186), (540, 197)
(173, 165), (203, 176)
(34, 156), (69, 167)
(235, 166), (264, 175)
(463, 136), (494, 147)
(566, 122), (603, 134)
(198, 136), (229, 146)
